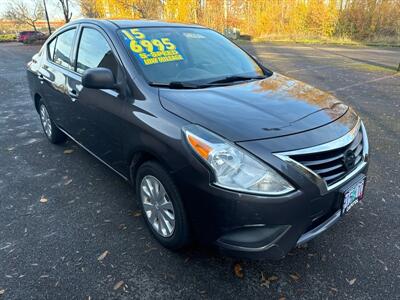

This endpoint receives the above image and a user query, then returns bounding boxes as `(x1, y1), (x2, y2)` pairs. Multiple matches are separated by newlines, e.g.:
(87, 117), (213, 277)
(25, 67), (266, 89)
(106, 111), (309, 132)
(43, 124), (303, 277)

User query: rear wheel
(39, 101), (67, 144)
(136, 161), (190, 250)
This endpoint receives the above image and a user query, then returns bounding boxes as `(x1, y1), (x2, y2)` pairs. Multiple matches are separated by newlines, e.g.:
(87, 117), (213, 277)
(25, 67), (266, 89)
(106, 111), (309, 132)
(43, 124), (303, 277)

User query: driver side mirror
(82, 67), (117, 90)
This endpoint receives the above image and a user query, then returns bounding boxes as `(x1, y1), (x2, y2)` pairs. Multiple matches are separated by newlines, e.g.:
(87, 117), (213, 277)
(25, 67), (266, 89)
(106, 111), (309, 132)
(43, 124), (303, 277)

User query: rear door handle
(38, 74), (44, 84)
(68, 89), (79, 101)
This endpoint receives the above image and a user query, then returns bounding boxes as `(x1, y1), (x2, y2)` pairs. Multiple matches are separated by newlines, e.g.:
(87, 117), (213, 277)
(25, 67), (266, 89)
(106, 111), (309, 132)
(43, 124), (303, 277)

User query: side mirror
(82, 67), (116, 90)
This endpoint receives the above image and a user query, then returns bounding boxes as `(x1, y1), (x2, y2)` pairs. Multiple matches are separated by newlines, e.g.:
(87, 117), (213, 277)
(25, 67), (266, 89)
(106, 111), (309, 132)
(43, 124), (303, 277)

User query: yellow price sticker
(122, 28), (184, 65)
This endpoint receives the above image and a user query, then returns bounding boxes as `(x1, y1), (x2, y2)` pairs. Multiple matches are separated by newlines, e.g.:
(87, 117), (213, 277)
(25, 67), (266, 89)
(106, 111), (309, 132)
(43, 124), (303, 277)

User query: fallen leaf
(261, 272), (266, 280)
(113, 280), (124, 290)
(297, 242), (308, 249)
(260, 272), (270, 287)
(289, 273), (300, 281)
(233, 263), (244, 278)
(132, 210), (142, 217)
(268, 275), (279, 281)
(330, 287), (338, 293)
(347, 278), (356, 285)
(64, 149), (74, 154)
(39, 196), (48, 203)
(97, 250), (109, 261)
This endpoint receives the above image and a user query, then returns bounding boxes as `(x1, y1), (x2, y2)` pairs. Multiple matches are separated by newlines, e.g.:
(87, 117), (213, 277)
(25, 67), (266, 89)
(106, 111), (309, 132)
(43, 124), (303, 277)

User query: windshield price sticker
(122, 29), (184, 65)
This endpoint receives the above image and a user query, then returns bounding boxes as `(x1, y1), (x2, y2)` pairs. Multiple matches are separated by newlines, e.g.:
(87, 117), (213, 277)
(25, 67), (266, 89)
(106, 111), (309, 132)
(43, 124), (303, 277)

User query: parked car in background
(26, 19), (369, 259)
(17, 31), (46, 43)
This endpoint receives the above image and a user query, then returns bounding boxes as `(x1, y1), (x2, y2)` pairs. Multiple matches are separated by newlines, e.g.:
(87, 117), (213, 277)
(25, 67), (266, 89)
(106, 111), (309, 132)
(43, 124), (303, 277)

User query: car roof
(68, 18), (204, 29)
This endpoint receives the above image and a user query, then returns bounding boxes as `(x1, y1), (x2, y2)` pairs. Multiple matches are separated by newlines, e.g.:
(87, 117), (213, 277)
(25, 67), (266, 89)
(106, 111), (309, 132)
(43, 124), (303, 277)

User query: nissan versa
(27, 19), (369, 259)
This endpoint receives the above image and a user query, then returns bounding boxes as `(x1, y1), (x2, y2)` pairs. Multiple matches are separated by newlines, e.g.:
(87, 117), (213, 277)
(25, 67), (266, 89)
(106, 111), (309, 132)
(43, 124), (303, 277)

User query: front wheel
(136, 161), (190, 250)
(39, 101), (66, 144)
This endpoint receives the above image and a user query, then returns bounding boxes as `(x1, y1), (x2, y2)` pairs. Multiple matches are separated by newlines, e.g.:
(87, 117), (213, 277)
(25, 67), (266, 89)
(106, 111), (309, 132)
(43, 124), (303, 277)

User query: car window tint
(48, 38), (57, 61)
(76, 28), (118, 76)
(53, 28), (76, 69)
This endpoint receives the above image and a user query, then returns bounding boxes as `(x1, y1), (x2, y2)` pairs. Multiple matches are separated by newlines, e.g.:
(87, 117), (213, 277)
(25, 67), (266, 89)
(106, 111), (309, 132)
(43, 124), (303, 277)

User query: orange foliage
(80, 0), (400, 41)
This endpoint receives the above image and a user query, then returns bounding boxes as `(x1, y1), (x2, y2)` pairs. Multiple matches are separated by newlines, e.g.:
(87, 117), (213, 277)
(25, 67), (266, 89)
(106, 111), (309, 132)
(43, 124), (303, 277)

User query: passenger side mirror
(82, 67), (117, 90)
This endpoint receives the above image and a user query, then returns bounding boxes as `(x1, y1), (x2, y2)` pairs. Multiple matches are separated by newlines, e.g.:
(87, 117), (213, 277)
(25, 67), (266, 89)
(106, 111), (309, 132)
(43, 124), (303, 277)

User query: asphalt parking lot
(0, 41), (399, 299)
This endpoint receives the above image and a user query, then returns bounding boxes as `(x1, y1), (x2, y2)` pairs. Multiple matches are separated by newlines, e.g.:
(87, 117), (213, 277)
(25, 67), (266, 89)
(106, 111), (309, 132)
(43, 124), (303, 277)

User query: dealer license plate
(342, 177), (365, 214)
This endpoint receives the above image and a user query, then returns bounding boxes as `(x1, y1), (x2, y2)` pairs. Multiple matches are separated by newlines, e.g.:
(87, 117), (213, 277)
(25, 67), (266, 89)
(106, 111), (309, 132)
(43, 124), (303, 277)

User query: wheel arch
(129, 150), (171, 186)
(34, 93), (42, 113)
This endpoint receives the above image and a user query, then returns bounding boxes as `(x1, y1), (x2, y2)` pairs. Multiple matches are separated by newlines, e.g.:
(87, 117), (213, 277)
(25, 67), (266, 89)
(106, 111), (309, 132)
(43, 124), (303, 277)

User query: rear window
(53, 28), (76, 69)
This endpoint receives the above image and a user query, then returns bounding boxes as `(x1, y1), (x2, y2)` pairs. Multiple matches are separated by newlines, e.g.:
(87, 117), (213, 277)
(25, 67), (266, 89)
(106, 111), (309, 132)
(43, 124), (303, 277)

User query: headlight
(183, 124), (295, 195)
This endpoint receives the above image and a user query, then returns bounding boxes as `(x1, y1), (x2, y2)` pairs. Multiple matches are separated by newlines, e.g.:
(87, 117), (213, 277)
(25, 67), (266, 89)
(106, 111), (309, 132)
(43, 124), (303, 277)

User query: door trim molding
(57, 126), (129, 181)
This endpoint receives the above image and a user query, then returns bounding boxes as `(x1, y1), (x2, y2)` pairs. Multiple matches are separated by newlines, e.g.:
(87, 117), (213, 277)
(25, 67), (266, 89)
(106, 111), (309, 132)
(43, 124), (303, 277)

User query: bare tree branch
(58, 0), (72, 23)
(4, 0), (44, 31)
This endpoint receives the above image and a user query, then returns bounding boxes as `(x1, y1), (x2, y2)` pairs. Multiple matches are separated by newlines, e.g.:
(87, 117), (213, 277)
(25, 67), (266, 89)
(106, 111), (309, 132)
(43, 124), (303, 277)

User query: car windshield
(118, 27), (266, 87)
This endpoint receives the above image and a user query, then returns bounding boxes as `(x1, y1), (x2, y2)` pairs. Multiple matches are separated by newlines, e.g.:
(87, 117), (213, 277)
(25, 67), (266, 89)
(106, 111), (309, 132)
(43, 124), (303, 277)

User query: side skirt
(57, 127), (129, 182)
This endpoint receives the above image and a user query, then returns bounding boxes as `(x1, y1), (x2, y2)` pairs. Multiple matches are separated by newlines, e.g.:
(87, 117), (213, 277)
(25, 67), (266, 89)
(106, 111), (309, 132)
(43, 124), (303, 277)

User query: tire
(136, 161), (190, 250)
(38, 100), (67, 144)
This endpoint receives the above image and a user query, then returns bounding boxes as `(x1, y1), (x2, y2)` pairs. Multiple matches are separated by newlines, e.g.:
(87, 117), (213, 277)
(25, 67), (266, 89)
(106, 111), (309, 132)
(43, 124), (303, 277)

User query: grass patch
(237, 34), (400, 47)
(0, 34), (17, 42)
(254, 36), (360, 46)
(345, 62), (396, 73)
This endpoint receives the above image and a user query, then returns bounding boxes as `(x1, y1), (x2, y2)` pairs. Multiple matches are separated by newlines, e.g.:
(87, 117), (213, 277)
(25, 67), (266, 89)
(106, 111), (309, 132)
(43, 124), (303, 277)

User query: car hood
(159, 73), (348, 142)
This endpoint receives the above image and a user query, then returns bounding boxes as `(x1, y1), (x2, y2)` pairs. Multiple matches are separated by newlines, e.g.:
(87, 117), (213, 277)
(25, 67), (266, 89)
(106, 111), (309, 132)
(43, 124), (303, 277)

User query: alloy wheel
(40, 104), (52, 138)
(140, 175), (176, 237)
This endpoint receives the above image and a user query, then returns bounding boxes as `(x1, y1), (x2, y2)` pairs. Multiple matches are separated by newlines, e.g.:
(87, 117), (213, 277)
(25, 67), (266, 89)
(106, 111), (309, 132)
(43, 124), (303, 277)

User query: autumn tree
(121, 0), (163, 19)
(164, 0), (201, 23)
(77, 0), (400, 43)
(80, 0), (105, 18)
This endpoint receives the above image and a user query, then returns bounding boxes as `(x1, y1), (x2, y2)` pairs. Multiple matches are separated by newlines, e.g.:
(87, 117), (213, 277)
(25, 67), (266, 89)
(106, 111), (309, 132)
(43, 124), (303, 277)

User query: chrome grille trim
(275, 119), (369, 195)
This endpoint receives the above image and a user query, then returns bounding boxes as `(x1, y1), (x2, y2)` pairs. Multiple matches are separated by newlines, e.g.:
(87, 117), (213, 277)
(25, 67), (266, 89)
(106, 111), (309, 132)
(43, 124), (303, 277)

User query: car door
(39, 27), (78, 131)
(66, 25), (126, 171)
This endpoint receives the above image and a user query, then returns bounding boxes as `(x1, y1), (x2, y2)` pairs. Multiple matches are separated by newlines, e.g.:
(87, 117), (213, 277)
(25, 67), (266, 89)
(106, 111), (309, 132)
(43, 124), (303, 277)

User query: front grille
(290, 127), (364, 186)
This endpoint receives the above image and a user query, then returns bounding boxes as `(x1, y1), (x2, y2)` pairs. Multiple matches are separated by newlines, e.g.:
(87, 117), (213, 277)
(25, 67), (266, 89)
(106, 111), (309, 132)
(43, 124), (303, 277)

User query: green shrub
(0, 34), (17, 42)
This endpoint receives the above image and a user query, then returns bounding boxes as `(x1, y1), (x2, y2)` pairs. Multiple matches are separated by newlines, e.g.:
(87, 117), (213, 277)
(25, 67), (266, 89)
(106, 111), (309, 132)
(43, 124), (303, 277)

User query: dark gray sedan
(27, 19), (369, 259)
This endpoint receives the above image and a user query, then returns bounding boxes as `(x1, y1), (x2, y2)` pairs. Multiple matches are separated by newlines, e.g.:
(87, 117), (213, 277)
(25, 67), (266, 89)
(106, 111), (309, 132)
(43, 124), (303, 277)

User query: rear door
(66, 25), (126, 171)
(39, 27), (78, 131)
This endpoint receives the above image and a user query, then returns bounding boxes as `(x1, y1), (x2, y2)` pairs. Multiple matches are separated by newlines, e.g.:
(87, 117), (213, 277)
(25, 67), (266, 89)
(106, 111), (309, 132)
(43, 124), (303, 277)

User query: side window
(76, 28), (118, 76)
(53, 28), (76, 69)
(48, 38), (56, 61)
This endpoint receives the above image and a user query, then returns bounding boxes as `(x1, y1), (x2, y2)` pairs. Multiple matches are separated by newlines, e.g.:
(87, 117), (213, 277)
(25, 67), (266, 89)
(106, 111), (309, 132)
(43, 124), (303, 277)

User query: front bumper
(173, 120), (369, 260)
(174, 161), (367, 259)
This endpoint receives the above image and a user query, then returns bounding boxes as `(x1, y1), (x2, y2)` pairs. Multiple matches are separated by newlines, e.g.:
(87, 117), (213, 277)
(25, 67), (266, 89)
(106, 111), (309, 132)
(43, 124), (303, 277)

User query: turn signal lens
(187, 134), (212, 159)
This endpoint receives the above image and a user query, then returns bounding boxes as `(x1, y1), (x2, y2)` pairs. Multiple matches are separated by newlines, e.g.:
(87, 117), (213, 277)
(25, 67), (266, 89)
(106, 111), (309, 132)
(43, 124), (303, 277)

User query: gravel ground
(0, 42), (399, 299)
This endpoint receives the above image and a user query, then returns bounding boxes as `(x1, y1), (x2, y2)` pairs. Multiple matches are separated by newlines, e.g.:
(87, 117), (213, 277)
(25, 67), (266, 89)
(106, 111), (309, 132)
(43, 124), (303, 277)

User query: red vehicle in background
(17, 31), (46, 43)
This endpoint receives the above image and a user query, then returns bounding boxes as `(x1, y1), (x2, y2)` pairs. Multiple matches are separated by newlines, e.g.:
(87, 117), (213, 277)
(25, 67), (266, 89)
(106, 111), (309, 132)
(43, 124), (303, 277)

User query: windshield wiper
(149, 81), (208, 89)
(149, 75), (266, 89)
(207, 75), (266, 85)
